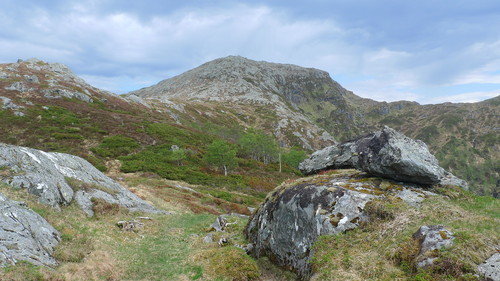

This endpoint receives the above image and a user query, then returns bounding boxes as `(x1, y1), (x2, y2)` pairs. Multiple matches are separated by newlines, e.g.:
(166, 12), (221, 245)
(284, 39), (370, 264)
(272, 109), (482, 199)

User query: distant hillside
(129, 56), (499, 197)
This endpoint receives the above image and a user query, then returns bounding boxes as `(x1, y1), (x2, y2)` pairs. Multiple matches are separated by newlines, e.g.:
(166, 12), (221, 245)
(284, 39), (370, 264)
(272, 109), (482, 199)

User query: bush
(91, 135), (139, 158)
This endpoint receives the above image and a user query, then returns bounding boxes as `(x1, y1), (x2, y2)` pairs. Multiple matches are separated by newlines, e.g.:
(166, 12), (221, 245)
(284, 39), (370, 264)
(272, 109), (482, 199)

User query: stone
(299, 126), (467, 189)
(245, 169), (440, 278)
(0, 192), (60, 267)
(24, 74), (39, 83)
(0, 143), (164, 216)
(0, 96), (24, 110)
(412, 225), (454, 268)
(210, 215), (228, 232)
(43, 88), (93, 103)
(245, 172), (380, 278)
(124, 94), (151, 108)
(478, 253), (500, 281)
(203, 233), (213, 243)
(5, 81), (31, 92)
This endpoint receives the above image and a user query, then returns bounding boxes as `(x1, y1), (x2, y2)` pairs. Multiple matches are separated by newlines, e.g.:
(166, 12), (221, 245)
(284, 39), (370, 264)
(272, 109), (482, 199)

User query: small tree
(170, 148), (186, 166)
(204, 140), (237, 176)
(238, 128), (278, 164)
(282, 146), (307, 169)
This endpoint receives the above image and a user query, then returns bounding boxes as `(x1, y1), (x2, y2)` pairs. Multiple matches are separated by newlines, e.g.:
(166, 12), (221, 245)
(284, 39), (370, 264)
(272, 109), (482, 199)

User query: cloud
(426, 91), (499, 104)
(0, 0), (499, 104)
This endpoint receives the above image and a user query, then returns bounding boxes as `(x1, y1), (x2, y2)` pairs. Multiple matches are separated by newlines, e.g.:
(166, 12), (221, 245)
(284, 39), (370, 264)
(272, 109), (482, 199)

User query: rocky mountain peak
(128, 55), (341, 104)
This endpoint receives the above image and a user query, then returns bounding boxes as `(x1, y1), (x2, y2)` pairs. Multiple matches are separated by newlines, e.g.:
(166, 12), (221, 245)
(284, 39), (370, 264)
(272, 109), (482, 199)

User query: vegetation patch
(310, 186), (499, 280)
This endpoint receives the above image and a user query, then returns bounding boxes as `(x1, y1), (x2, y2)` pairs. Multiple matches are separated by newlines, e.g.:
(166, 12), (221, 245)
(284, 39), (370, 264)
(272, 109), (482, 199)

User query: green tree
(170, 148), (186, 166)
(203, 140), (237, 176)
(238, 128), (278, 164)
(282, 146), (307, 169)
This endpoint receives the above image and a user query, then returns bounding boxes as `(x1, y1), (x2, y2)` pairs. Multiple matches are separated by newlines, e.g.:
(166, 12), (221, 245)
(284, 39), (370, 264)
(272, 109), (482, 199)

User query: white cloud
(1, 1), (499, 105)
(426, 91), (499, 104)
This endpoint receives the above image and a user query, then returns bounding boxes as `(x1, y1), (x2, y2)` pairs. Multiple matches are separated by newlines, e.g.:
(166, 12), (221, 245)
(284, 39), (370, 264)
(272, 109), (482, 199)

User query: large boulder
(0, 143), (164, 216)
(0, 192), (60, 267)
(245, 170), (431, 278)
(299, 126), (467, 188)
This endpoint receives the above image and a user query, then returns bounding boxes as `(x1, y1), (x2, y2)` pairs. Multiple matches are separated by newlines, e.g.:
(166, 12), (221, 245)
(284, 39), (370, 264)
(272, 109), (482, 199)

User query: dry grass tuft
(194, 246), (261, 281)
(58, 250), (122, 281)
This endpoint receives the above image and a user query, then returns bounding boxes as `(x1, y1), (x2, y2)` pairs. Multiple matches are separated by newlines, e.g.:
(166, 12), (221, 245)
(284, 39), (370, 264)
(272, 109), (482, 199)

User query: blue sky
(1, 0), (499, 104)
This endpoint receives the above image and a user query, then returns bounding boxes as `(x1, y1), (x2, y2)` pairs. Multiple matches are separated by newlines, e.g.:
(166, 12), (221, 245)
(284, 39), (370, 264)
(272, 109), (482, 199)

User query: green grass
(310, 185), (499, 281)
(120, 213), (212, 280)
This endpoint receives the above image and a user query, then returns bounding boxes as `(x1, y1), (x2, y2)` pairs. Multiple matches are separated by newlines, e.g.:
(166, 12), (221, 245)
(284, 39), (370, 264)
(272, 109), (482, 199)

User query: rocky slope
(0, 143), (163, 216)
(128, 56), (337, 150)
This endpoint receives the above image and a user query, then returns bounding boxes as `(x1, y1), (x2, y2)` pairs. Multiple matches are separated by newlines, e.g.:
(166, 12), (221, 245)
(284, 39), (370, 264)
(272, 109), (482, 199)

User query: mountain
(128, 56), (338, 150)
(129, 56), (499, 196)
(0, 57), (498, 280)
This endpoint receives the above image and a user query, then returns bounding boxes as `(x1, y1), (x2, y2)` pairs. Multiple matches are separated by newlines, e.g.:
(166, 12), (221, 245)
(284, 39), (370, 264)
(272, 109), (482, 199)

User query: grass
(310, 184), (500, 281)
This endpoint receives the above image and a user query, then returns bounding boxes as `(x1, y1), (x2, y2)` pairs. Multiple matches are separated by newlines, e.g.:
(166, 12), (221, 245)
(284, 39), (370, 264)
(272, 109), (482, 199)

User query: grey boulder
(412, 225), (454, 268)
(0, 143), (163, 216)
(0, 192), (60, 267)
(245, 170), (429, 278)
(299, 126), (467, 188)
(478, 253), (500, 281)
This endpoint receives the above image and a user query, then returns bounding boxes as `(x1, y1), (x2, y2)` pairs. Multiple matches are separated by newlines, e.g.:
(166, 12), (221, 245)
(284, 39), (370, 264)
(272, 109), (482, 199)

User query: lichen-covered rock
(245, 170), (430, 278)
(412, 225), (454, 268)
(0, 143), (164, 216)
(0, 192), (60, 267)
(299, 126), (467, 189)
(478, 253), (500, 281)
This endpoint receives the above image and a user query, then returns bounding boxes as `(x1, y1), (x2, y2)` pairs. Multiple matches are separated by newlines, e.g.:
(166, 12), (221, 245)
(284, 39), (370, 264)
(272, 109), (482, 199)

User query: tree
(282, 146), (307, 169)
(238, 128), (278, 164)
(170, 148), (186, 166)
(203, 140), (237, 176)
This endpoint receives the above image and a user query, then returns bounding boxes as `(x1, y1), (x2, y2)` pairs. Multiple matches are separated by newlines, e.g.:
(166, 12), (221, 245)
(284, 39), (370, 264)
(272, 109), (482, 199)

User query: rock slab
(0, 192), (60, 267)
(299, 126), (467, 188)
(478, 253), (500, 281)
(0, 143), (163, 216)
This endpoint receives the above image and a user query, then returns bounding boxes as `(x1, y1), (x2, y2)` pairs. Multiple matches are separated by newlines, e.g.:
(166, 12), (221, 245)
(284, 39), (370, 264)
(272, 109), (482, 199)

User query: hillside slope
(129, 56), (499, 196)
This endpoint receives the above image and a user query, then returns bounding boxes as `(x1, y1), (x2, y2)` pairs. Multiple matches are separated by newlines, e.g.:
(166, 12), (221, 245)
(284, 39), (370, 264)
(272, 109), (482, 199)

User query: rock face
(245, 170), (431, 278)
(299, 126), (467, 188)
(0, 192), (60, 267)
(478, 253), (500, 281)
(0, 143), (163, 216)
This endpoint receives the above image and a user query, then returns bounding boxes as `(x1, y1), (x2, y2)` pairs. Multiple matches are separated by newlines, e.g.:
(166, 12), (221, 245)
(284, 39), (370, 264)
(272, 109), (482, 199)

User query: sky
(1, 0), (499, 104)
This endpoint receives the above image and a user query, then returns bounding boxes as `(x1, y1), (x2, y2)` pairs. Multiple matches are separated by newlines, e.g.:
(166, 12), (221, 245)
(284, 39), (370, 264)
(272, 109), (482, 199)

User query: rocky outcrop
(478, 253), (500, 281)
(245, 170), (432, 278)
(299, 126), (467, 189)
(0, 143), (163, 216)
(0, 192), (60, 267)
(412, 225), (455, 268)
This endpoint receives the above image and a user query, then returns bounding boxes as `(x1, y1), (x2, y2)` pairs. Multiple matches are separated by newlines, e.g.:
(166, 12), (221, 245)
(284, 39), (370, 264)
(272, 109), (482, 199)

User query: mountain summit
(129, 56), (342, 150)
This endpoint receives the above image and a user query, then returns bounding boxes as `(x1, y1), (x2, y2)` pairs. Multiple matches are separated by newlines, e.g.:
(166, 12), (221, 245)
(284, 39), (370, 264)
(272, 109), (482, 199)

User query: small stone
(210, 215), (228, 232)
(203, 233), (213, 243)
